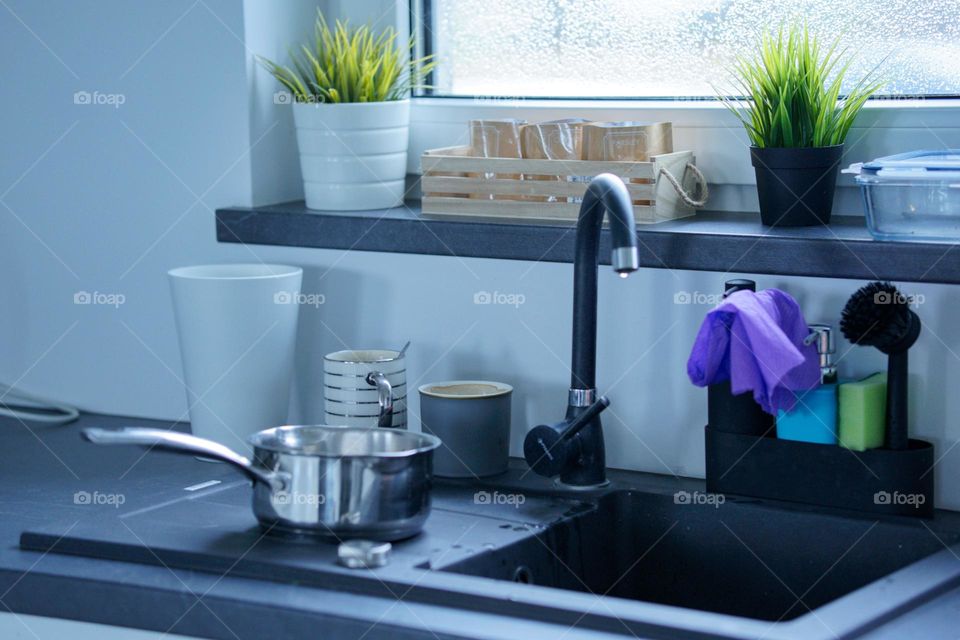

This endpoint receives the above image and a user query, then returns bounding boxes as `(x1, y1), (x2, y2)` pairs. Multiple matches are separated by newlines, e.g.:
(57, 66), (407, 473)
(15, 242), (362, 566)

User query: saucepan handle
(81, 427), (285, 491)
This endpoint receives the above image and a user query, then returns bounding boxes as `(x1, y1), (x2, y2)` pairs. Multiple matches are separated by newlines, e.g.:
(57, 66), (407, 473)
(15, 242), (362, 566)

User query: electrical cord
(0, 383), (80, 425)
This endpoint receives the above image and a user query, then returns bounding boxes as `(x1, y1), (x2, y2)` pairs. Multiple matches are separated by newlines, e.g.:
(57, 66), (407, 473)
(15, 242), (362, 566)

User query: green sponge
(838, 372), (887, 451)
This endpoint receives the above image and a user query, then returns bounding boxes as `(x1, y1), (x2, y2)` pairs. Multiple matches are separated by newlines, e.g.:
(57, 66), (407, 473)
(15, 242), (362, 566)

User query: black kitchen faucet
(523, 174), (639, 487)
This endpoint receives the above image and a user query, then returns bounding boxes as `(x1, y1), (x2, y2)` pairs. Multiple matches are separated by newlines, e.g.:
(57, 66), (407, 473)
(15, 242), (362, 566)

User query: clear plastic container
(850, 150), (960, 243)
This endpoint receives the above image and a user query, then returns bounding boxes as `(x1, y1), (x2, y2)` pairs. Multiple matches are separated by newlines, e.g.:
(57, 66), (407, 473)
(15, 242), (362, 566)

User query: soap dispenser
(776, 324), (838, 444)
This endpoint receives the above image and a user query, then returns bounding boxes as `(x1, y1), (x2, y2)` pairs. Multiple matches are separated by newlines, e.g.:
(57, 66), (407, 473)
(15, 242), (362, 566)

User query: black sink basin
(434, 489), (960, 622)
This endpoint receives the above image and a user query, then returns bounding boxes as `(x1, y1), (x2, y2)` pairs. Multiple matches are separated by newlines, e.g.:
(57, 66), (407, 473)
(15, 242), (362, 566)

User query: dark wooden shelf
(215, 201), (960, 284)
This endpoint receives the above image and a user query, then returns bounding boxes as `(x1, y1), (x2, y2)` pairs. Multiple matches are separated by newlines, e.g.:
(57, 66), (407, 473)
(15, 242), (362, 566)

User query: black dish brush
(840, 282), (921, 450)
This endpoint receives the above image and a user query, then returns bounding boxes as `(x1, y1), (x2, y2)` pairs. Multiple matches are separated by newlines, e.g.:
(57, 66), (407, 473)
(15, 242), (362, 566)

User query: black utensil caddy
(705, 426), (934, 518)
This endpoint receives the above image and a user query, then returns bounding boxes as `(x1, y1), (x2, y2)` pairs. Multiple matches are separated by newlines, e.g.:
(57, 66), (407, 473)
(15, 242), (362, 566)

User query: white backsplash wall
(1, 1), (958, 510)
(275, 250), (959, 507)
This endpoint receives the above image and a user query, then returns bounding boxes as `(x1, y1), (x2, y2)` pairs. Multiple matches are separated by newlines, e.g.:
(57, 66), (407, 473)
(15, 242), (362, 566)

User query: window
(421, 0), (960, 99)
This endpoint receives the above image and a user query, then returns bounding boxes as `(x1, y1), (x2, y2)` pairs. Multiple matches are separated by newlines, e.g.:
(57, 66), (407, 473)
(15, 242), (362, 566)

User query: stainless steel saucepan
(81, 425), (442, 541)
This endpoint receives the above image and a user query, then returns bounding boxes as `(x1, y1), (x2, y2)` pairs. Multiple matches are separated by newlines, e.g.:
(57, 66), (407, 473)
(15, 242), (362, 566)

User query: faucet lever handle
(523, 396), (610, 478)
(559, 396), (610, 439)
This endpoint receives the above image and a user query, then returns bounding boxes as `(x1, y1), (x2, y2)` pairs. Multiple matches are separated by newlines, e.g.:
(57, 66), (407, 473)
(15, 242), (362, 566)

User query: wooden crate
(420, 146), (706, 224)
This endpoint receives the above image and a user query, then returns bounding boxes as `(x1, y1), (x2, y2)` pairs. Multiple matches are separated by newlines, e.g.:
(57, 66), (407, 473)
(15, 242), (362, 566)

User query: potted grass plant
(259, 12), (434, 211)
(719, 25), (882, 227)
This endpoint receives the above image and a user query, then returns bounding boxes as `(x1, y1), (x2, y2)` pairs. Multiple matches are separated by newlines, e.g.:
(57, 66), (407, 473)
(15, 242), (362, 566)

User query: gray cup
(418, 381), (512, 478)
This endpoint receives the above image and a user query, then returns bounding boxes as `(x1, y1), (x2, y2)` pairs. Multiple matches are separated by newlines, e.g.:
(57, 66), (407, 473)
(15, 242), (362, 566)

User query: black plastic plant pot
(750, 145), (844, 227)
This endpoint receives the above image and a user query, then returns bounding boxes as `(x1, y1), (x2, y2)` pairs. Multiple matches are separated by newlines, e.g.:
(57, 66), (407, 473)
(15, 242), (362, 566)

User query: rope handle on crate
(657, 162), (709, 208)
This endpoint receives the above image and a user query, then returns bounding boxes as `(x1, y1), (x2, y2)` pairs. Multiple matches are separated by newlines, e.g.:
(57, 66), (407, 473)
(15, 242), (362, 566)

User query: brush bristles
(840, 281), (917, 353)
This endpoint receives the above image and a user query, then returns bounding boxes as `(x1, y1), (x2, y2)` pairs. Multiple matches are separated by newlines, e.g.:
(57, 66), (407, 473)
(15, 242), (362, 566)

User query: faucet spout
(571, 174), (639, 392)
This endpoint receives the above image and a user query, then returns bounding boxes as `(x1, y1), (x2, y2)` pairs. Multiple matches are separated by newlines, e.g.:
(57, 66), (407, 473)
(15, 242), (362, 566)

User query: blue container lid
(859, 149), (960, 182)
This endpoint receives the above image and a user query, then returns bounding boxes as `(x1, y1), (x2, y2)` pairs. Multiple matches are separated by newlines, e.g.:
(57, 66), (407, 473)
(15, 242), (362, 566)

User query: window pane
(427, 0), (960, 98)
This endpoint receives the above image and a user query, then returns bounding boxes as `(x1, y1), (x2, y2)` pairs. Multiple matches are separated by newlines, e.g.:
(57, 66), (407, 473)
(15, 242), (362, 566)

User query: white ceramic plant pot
(293, 99), (410, 211)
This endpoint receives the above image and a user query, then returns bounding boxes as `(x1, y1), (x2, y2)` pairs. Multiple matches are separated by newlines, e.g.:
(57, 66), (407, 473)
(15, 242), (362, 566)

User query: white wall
(270, 250), (960, 509)
(1, 0), (255, 419)
(1, 2), (959, 509)
(0, 0), (317, 418)
(243, 0), (320, 205)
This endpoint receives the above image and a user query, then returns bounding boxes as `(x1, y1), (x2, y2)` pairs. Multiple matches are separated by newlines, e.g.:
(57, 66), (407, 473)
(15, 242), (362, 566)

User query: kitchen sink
(433, 489), (960, 622)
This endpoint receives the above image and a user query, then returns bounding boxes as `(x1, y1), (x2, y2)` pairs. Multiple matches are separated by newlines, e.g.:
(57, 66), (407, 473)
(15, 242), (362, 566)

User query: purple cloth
(686, 289), (820, 414)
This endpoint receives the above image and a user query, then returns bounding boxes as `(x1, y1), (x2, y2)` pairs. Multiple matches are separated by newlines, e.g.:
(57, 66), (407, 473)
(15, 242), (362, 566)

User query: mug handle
(365, 372), (394, 428)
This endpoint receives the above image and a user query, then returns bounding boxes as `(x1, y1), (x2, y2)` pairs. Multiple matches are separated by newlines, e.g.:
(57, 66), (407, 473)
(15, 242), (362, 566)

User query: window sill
(215, 201), (960, 284)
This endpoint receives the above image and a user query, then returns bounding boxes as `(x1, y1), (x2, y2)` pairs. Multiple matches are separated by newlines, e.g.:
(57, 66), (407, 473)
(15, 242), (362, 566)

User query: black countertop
(216, 201), (960, 285)
(0, 413), (583, 640)
(3, 413), (960, 639)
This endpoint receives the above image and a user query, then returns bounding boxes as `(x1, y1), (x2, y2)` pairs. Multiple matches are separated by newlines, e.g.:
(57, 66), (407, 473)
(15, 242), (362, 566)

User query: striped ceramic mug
(323, 349), (406, 429)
